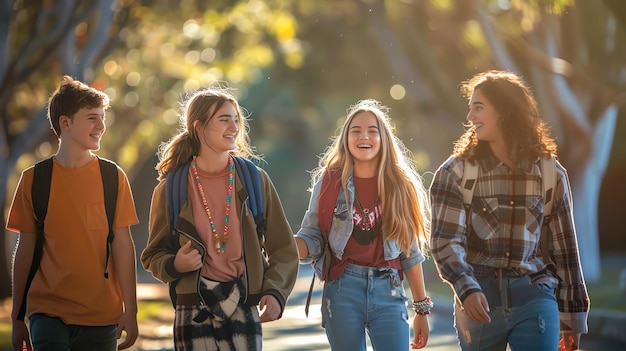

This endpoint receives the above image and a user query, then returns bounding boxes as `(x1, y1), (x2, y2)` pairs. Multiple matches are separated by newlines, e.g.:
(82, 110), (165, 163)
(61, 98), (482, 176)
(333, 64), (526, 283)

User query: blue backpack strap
(166, 162), (191, 232)
(98, 157), (119, 279)
(232, 156), (266, 239)
(165, 162), (190, 308)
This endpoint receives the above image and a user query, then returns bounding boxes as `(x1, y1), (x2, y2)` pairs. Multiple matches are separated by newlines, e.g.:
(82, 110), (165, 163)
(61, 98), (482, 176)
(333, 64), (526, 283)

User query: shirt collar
(479, 152), (541, 175)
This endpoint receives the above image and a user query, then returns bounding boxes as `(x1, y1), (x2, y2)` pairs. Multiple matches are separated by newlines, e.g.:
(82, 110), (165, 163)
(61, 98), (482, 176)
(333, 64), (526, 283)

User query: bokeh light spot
(390, 84), (406, 100)
(126, 72), (141, 86)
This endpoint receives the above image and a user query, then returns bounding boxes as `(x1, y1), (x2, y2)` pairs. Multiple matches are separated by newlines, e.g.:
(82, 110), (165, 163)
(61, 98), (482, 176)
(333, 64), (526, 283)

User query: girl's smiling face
(467, 89), (503, 144)
(347, 111), (381, 165)
(196, 101), (239, 156)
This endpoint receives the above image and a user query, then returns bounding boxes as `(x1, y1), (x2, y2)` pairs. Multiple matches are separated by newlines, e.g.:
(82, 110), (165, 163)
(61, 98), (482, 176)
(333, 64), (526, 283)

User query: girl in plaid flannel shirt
(430, 70), (589, 351)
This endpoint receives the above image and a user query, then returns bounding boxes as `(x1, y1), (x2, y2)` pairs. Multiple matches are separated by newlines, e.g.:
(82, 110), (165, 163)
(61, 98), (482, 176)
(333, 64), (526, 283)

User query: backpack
(460, 156), (557, 266)
(17, 156), (118, 321)
(165, 156), (266, 306)
(304, 169), (341, 319)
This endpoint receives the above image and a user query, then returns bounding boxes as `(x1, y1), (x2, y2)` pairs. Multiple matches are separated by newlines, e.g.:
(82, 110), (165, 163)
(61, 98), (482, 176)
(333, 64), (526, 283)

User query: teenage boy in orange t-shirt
(7, 76), (140, 351)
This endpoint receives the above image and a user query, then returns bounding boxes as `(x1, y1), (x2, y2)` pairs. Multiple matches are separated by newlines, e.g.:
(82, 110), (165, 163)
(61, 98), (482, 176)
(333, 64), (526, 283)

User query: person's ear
(59, 115), (71, 131)
(194, 120), (201, 132)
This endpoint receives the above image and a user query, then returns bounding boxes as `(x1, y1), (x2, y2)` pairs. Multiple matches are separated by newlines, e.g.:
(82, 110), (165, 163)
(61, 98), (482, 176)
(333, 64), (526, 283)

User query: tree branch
(76, 0), (116, 77)
(473, 0), (518, 72)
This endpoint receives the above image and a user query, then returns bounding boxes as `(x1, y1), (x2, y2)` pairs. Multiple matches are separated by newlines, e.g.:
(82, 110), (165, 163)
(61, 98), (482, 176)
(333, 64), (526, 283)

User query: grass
(0, 322), (9, 351)
(136, 300), (171, 322)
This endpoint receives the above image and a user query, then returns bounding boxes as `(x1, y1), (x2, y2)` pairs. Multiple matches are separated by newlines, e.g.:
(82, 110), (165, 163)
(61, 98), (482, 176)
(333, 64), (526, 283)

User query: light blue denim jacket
(295, 172), (425, 280)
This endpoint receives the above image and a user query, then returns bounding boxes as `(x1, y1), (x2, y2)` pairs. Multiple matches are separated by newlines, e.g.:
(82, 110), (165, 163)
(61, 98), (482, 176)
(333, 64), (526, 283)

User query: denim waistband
(472, 265), (526, 279)
(343, 263), (399, 277)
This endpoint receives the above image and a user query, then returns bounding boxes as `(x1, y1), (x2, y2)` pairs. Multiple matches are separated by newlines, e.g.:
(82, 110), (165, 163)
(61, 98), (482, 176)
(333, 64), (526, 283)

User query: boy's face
(60, 106), (106, 151)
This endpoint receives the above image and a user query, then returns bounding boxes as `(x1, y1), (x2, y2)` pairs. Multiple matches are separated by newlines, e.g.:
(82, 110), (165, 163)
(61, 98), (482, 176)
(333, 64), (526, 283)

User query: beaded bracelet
(411, 297), (433, 315)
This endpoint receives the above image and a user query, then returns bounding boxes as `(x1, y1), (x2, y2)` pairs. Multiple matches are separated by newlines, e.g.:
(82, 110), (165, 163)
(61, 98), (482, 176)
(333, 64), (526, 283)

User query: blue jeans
(29, 314), (118, 351)
(322, 264), (409, 351)
(454, 275), (560, 351)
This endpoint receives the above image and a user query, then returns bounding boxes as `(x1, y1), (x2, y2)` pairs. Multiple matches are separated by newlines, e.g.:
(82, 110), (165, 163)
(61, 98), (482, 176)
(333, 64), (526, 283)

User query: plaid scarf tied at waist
(193, 276), (245, 323)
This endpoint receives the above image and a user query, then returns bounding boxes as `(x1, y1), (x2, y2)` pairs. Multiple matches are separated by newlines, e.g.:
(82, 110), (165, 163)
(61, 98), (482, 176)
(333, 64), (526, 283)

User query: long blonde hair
(156, 86), (256, 180)
(313, 99), (430, 255)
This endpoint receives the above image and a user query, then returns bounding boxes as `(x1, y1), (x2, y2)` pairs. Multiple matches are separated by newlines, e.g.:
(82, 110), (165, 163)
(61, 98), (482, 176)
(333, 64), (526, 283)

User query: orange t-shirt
(7, 157), (139, 326)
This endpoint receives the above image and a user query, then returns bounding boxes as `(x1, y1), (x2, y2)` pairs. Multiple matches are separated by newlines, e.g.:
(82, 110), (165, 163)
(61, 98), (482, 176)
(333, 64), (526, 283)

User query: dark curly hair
(453, 70), (557, 163)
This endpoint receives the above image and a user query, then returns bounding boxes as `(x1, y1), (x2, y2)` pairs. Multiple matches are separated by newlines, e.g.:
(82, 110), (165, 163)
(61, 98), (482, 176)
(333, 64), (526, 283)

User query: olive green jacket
(141, 165), (298, 315)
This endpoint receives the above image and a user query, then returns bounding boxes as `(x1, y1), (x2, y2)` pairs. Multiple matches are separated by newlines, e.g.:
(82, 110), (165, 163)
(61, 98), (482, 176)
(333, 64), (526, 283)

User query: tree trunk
(569, 105), (618, 282)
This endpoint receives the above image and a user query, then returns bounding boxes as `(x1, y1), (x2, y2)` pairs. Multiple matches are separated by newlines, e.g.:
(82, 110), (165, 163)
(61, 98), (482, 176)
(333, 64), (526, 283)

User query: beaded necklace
(191, 155), (234, 255)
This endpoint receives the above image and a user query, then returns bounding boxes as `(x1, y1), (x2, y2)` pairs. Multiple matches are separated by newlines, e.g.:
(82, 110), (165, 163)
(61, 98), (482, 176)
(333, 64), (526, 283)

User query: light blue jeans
(29, 313), (118, 351)
(454, 275), (560, 351)
(322, 263), (409, 351)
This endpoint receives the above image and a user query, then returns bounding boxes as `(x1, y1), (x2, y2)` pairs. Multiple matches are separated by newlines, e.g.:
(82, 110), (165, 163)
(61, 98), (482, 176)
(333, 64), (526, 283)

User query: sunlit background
(1, 0), (626, 349)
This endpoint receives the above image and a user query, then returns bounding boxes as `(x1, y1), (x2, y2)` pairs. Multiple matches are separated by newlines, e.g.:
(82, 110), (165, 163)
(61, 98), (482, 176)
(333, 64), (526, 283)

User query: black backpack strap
(232, 156), (266, 239)
(98, 157), (119, 279)
(18, 158), (53, 321)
